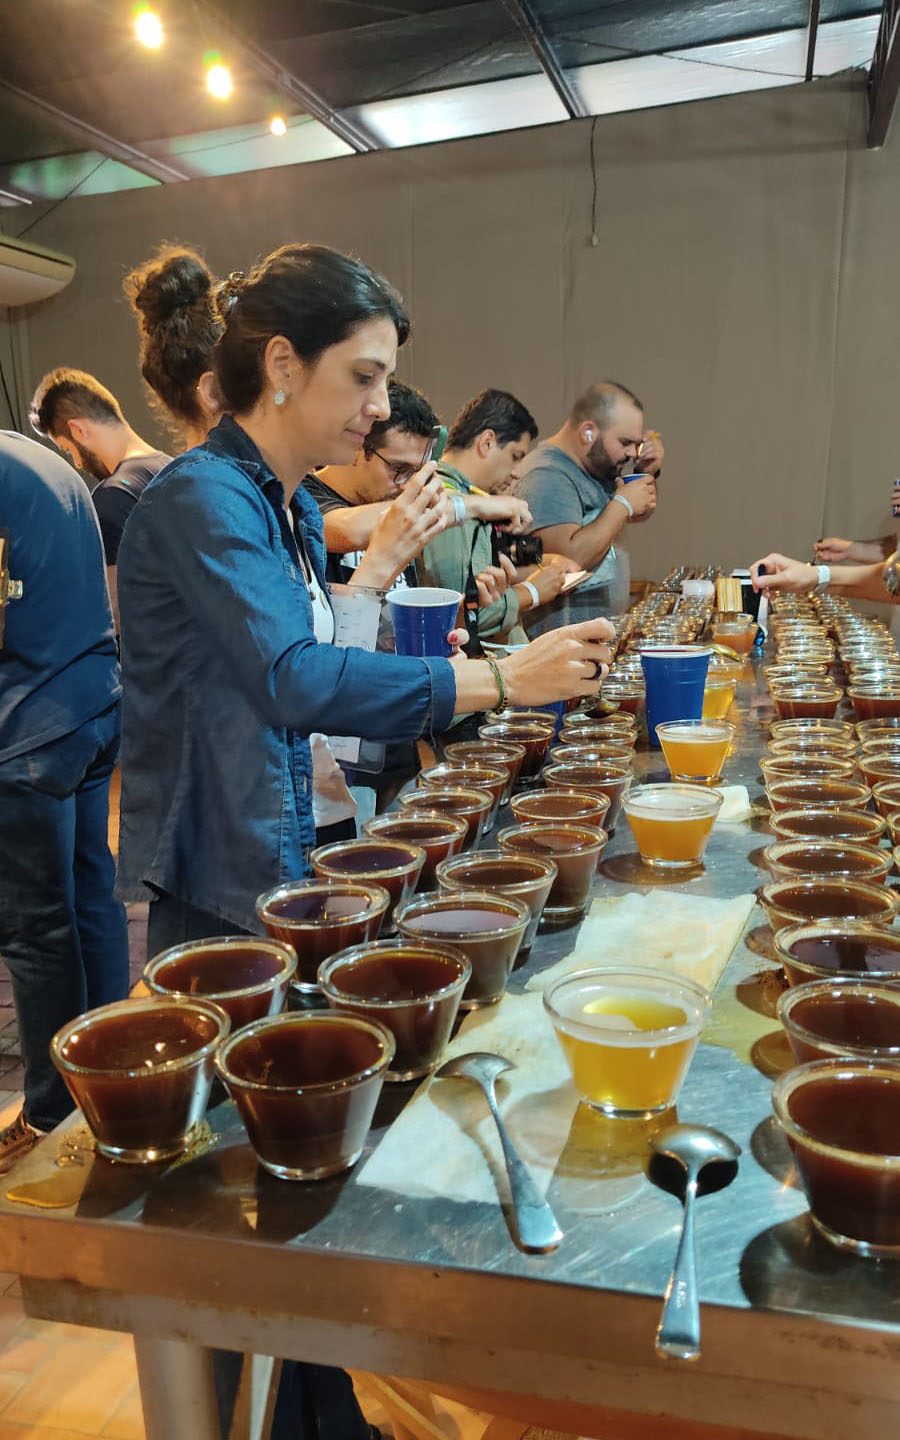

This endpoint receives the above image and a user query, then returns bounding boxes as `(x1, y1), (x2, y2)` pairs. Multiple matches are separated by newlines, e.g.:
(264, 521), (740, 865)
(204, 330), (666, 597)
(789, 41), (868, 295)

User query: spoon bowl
(650, 1122), (741, 1361)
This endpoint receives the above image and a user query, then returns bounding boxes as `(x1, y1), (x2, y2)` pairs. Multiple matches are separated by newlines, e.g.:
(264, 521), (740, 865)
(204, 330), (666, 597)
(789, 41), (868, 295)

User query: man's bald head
(568, 380), (643, 429)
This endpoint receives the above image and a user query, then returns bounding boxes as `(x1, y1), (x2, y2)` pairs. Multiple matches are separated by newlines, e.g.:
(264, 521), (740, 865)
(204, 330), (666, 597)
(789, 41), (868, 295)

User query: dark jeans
(0, 704), (129, 1132)
(146, 890), (373, 1440)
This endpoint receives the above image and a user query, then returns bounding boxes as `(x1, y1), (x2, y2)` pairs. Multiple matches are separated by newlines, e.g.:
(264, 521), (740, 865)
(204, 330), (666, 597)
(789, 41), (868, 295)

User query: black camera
(491, 528), (543, 568)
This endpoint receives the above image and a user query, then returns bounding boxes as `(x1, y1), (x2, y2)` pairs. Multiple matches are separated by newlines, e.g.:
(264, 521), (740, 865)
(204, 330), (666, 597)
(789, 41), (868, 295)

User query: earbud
(585, 429), (594, 442)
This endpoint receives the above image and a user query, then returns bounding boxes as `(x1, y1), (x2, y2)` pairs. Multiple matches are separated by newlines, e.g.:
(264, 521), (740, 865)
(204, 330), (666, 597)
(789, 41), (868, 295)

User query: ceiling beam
(0, 79), (190, 184)
(868, 0), (900, 147)
(189, 0), (379, 153)
(804, 0), (820, 81)
(499, 0), (587, 119)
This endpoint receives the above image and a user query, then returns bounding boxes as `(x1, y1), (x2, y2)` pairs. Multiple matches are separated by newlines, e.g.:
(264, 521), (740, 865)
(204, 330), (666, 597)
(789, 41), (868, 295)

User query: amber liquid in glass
(626, 812), (715, 866)
(786, 1075), (900, 1248)
(262, 893), (383, 984)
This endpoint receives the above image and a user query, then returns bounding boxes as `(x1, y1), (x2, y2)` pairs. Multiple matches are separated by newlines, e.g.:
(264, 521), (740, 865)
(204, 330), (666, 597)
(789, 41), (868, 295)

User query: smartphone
(422, 424), (447, 466)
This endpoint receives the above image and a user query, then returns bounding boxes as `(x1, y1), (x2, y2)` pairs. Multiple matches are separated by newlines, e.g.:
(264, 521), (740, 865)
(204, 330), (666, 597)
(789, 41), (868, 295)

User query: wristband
(451, 495), (467, 526)
(611, 493), (633, 519)
(814, 563), (831, 593)
(520, 580), (540, 608)
(483, 656), (507, 713)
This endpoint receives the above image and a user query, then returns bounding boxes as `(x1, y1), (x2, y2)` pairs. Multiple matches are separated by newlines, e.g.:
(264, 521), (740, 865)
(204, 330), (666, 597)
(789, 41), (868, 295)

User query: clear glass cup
(544, 967), (710, 1118)
(655, 719), (735, 784)
(497, 823), (605, 920)
(256, 879), (390, 992)
(397, 786), (493, 850)
(543, 759), (633, 831)
(436, 848), (557, 950)
(443, 739), (527, 794)
(217, 1012), (394, 1179)
(847, 685), (900, 720)
(311, 838), (426, 930)
(362, 812), (467, 890)
(771, 1059), (900, 1257)
(477, 718), (555, 780)
(766, 778), (871, 812)
(144, 936), (297, 1029)
(759, 878), (897, 936)
(51, 997), (230, 1163)
(775, 920), (900, 987)
(771, 719), (855, 743)
(777, 977), (900, 1064)
(770, 807), (886, 847)
(395, 889), (529, 1007)
(621, 784), (722, 869)
(762, 840), (890, 886)
(318, 940), (471, 1082)
(418, 763), (508, 823)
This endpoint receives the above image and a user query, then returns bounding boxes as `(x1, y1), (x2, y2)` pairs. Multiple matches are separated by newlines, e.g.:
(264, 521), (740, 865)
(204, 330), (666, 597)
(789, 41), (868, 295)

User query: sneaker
(0, 1110), (41, 1176)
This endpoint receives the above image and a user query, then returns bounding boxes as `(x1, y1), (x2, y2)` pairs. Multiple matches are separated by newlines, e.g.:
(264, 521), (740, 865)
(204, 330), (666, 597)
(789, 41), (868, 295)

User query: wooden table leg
(134, 1334), (221, 1440)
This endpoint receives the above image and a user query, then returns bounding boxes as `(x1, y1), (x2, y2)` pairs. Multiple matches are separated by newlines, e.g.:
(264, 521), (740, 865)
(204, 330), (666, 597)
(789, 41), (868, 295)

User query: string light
(270, 115), (287, 136)
(134, 7), (163, 48)
(206, 60), (233, 100)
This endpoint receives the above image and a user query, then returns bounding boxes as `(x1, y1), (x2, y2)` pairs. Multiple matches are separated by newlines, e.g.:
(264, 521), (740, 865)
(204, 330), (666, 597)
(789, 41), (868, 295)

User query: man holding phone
(513, 381), (662, 634)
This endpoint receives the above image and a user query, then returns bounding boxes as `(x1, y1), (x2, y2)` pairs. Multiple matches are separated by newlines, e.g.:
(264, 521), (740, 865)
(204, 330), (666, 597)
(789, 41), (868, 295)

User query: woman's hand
(448, 617), (615, 714)
(350, 463), (452, 589)
(750, 553), (818, 595)
(517, 555), (570, 608)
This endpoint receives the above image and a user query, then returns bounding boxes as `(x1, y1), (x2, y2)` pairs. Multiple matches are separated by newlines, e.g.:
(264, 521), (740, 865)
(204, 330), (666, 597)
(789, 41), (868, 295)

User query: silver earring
(274, 389), (287, 407)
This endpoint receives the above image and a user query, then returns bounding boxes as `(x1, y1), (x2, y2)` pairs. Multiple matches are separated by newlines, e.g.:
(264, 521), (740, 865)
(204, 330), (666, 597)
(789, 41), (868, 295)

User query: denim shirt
(116, 416), (456, 930)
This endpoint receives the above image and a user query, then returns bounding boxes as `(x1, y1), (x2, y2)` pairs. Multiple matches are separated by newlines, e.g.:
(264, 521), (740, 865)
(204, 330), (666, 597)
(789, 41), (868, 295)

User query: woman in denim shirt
(117, 243), (613, 953)
(116, 243), (613, 1440)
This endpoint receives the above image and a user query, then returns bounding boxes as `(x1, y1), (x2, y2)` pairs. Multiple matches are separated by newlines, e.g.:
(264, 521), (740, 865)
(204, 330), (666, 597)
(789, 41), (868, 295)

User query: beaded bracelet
(483, 656), (507, 712)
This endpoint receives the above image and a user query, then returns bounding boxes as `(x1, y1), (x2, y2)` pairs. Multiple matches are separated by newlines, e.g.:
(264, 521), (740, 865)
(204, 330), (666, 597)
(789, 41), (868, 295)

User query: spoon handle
(656, 1172), (701, 1361)
(483, 1083), (563, 1254)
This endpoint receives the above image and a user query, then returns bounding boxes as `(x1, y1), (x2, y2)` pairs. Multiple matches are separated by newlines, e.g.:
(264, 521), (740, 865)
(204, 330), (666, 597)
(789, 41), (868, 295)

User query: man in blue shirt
(0, 432), (128, 1173)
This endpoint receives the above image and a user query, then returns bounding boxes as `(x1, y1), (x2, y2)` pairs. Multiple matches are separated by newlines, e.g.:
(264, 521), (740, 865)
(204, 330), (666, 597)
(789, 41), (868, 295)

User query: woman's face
(290, 316), (398, 466)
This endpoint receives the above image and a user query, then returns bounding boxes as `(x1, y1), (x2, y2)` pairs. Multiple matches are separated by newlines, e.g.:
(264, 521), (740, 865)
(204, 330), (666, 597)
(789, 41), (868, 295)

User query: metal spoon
(436, 1052), (564, 1253)
(650, 1123), (741, 1361)
(882, 550), (900, 596)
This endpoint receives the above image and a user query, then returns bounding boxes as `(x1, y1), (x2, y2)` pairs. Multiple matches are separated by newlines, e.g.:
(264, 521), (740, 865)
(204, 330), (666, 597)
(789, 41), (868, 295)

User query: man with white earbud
(512, 380), (662, 634)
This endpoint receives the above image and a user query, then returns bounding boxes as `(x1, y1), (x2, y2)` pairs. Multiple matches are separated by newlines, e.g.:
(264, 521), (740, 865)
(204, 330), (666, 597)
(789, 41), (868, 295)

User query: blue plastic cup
(640, 646), (711, 747)
(389, 588), (463, 658)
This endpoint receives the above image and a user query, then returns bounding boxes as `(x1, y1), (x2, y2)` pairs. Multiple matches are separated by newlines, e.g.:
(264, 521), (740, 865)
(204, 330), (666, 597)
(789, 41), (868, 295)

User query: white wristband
(814, 563), (831, 592)
(451, 494), (467, 526)
(611, 493), (633, 519)
(520, 580), (540, 607)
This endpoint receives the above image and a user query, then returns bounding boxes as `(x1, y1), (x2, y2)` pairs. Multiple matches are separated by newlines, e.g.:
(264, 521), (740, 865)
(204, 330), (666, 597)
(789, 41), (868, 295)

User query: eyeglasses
(369, 448), (419, 484)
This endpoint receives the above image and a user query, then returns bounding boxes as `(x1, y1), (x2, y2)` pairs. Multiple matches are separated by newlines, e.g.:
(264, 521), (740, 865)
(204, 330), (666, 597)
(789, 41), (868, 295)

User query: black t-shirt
(302, 472), (418, 589)
(92, 451), (171, 565)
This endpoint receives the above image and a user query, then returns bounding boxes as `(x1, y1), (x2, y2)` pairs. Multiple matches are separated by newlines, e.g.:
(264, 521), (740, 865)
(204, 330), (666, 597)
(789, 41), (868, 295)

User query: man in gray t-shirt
(513, 380), (661, 635)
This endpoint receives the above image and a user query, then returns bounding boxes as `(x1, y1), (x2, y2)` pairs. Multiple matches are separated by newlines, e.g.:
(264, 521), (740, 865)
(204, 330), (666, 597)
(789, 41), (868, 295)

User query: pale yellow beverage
(621, 783), (723, 868)
(656, 720), (735, 784)
(544, 968), (710, 1117)
(702, 679), (736, 719)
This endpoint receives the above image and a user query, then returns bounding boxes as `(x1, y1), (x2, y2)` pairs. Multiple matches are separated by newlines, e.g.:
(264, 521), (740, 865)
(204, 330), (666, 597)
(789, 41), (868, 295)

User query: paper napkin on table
(356, 992), (577, 1204)
(525, 890), (756, 998)
(713, 785), (752, 823)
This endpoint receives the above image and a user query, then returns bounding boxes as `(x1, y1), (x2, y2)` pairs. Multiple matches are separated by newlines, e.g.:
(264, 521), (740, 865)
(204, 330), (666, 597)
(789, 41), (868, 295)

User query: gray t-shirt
(512, 442), (629, 633)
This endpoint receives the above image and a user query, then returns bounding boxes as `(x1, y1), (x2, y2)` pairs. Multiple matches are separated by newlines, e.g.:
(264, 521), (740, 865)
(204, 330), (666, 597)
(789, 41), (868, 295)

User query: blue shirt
(0, 431), (119, 762)
(116, 416), (456, 930)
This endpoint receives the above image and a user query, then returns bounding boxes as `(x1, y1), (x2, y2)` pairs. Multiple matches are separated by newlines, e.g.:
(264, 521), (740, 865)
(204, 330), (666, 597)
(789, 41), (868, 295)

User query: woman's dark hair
(214, 244), (411, 413)
(123, 244), (223, 436)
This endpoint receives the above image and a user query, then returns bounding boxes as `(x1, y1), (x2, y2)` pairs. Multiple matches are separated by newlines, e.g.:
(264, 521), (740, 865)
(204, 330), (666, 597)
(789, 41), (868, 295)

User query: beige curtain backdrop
(3, 72), (900, 580)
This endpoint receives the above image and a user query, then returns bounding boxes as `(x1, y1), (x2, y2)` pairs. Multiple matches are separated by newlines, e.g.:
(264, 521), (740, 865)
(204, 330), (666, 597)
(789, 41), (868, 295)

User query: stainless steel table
(1, 668), (899, 1440)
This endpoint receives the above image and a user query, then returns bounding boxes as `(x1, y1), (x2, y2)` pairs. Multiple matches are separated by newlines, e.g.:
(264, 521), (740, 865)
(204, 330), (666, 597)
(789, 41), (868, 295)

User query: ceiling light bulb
(135, 9), (163, 48)
(206, 63), (233, 100)
(270, 116), (287, 136)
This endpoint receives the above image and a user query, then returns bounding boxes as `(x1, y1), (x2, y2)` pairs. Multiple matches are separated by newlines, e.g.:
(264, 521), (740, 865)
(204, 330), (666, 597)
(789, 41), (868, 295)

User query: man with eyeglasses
(306, 381), (532, 588)
(305, 381), (443, 586)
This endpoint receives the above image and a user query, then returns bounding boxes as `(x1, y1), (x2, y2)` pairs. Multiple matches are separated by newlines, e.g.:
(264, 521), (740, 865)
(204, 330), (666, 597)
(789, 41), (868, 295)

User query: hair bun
(125, 247), (213, 327)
